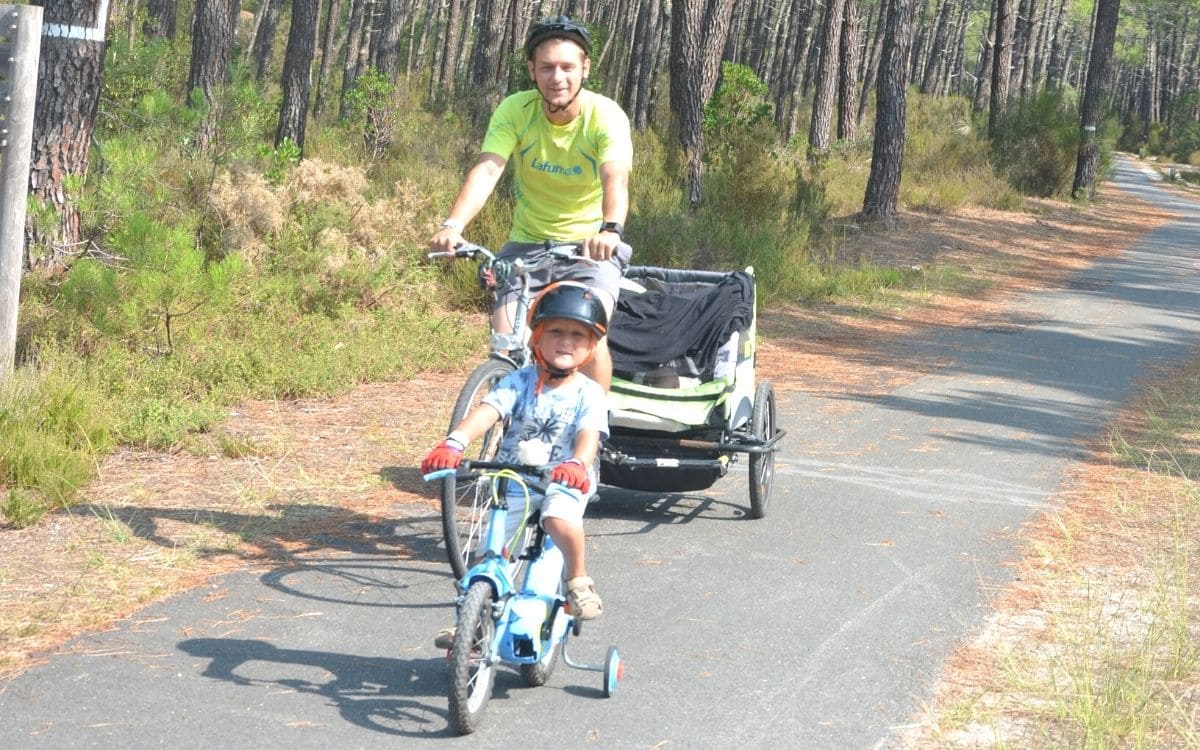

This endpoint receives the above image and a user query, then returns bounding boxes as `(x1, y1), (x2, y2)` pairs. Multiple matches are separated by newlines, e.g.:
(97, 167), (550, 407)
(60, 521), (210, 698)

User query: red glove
(422, 440), (464, 474)
(551, 459), (590, 493)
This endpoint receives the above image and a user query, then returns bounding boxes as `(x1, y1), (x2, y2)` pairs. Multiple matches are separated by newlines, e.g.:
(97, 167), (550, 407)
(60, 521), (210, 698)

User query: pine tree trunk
(339, 0), (368, 118)
(973, 0), (995, 110)
(987, 0), (1015, 136)
(808, 0), (847, 158)
(862, 0), (916, 226)
(669, 0), (737, 210)
(1071, 0), (1120, 199)
(144, 0), (177, 37)
(29, 0), (113, 269)
(838, 0), (863, 141)
(466, 0), (510, 124)
(313, 0), (345, 117)
(857, 0), (888, 124)
(276, 0), (319, 152)
(250, 0), (285, 81)
(919, 0), (953, 93)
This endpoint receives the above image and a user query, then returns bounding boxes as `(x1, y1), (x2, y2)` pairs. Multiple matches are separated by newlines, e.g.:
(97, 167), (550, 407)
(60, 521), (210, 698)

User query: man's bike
(422, 461), (623, 735)
(428, 242), (594, 580)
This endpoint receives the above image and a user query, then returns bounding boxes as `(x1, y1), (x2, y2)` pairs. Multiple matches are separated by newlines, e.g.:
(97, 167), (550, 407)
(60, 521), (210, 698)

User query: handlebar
(422, 459), (549, 484)
(427, 242), (595, 269)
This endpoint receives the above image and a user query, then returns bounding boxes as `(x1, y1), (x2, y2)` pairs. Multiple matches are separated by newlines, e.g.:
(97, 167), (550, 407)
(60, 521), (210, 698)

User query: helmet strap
(543, 83), (583, 115)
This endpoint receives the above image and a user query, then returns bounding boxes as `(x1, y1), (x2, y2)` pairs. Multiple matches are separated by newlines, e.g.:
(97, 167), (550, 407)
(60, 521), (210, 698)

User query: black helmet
(529, 281), (608, 338)
(524, 15), (592, 59)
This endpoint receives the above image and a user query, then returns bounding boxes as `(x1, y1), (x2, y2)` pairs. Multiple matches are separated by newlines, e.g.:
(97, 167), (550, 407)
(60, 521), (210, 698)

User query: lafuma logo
(531, 159), (583, 176)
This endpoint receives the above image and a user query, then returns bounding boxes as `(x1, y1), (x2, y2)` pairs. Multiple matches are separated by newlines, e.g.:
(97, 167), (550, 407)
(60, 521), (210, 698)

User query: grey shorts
(496, 240), (632, 308)
(495, 476), (593, 546)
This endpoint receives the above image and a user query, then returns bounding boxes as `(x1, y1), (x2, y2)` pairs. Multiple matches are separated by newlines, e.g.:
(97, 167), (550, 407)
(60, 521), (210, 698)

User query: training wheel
(603, 646), (623, 698)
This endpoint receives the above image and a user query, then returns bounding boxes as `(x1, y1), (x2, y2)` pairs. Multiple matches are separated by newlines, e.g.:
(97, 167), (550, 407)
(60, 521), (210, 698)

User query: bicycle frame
(429, 463), (571, 664)
(428, 242), (587, 370)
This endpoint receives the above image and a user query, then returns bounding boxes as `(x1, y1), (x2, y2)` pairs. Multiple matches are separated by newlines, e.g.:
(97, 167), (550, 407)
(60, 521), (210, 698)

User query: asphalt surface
(3, 157), (1198, 748)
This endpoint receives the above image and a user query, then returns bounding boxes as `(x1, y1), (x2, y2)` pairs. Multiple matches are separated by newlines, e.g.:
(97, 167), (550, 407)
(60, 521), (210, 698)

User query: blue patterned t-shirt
(482, 366), (608, 466)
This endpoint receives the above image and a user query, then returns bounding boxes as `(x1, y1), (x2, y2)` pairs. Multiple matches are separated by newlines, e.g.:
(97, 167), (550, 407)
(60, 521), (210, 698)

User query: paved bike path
(3, 157), (1198, 748)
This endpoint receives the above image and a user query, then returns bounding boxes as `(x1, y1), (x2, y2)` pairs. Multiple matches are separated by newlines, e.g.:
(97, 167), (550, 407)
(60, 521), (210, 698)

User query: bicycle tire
(448, 581), (497, 734)
(748, 380), (777, 519)
(441, 359), (517, 579)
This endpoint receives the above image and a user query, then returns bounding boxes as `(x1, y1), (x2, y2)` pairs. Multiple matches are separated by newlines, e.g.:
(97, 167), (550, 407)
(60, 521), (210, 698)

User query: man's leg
(583, 290), (617, 392)
(583, 337), (612, 391)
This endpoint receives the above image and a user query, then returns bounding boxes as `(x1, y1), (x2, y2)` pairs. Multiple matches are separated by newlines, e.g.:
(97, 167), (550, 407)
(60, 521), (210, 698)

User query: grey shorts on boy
(496, 240), (632, 307)
(497, 469), (595, 546)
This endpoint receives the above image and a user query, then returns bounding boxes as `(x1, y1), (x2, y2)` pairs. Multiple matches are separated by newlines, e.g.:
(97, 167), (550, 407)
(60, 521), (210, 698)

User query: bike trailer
(601, 266), (783, 512)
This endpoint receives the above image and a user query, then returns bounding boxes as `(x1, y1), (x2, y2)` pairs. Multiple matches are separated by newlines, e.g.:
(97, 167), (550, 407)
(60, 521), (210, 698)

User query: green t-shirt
(481, 89), (633, 243)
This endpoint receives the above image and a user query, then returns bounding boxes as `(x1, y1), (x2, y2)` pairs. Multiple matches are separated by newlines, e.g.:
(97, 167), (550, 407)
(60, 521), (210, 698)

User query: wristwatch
(599, 221), (623, 239)
(441, 218), (465, 233)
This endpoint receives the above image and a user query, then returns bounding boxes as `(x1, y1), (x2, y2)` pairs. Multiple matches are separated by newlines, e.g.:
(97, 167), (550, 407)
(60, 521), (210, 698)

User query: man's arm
(581, 160), (630, 260)
(429, 153), (508, 252)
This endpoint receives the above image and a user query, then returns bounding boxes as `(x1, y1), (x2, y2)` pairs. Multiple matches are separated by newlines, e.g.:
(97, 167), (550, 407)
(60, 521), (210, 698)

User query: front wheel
(748, 380), (777, 519)
(441, 359), (516, 579)
(448, 581), (498, 734)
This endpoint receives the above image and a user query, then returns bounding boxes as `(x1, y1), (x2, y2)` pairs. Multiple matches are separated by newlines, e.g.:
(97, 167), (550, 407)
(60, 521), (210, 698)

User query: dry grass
(899, 365), (1200, 748)
(0, 183), (1184, 696)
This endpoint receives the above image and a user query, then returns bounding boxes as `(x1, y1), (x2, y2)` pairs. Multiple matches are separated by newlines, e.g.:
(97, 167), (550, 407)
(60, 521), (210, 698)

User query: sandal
(433, 625), (456, 650)
(566, 576), (603, 620)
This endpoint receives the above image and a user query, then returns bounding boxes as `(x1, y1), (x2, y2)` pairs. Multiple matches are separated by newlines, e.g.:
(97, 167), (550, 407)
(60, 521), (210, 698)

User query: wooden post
(0, 4), (42, 380)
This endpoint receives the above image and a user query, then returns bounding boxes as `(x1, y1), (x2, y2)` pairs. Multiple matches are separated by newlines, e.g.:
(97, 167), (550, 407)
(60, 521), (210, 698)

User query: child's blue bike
(423, 460), (623, 735)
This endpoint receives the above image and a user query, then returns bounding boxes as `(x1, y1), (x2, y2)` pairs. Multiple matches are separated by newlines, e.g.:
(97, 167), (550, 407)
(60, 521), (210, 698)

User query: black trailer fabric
(608, 271), (754, 379)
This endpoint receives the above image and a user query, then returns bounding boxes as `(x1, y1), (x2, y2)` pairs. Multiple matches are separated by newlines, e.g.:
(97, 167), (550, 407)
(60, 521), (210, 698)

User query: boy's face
(528, 38), (590, 112)
(536, 318), (595, 372)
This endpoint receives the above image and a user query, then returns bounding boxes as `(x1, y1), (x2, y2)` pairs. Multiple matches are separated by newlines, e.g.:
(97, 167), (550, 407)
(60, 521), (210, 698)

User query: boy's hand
(551, 458), (590, 493)
(422, 440), (464, 474)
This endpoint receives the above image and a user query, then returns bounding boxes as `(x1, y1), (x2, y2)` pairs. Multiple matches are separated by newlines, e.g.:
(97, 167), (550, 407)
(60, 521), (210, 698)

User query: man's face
(528, 38), (590, 112)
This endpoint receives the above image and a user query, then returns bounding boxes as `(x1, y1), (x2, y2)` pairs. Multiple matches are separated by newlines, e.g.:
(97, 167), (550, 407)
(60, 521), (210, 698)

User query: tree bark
(29, 0), (113, 268)
(338, 0), (369, 118)
(431, 0), (464, 107)
(862, 0), (916, 225)
(144, 0), (177, 38)
(313, 0), (345, 117)
(669, 0), (737, 210)
(987, 0), (1015, 136)
(466, 0), (510, 124)
(1071, 0), (1120, 199)
(808, 0), (847, 158)
(838, 0), (863, 141)
(919, 0), (954, 93)
(973, 0), (995, 110)
(187, 0), (238, 105)
(187, 0), (239, 151)
(250, 0), (285, 81)
(276, 0), (319, 152)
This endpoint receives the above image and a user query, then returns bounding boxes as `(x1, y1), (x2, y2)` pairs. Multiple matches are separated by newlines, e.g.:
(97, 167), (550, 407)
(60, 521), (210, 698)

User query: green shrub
(990, 90), (1083, 197)
(0, 365), (116, 524)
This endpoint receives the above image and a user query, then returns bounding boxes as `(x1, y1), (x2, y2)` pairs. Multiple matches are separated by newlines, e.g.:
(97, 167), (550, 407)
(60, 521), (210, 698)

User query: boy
(422, 282), (609, 647)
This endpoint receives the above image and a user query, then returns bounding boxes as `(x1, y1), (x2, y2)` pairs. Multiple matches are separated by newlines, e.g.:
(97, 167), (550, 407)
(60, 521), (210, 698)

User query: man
(429, 15), (632, 390)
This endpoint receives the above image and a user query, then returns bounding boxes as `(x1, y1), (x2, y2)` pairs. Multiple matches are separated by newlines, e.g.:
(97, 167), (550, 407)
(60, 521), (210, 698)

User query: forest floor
(1, 162), (1194, 743)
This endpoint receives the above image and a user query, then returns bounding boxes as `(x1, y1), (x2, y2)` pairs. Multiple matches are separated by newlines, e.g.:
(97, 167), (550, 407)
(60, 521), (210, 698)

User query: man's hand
(429, 227), (466, 254)
(580, 230), (620, 261)
(422, 440), (464, 474)
(550, 458), (590, 493)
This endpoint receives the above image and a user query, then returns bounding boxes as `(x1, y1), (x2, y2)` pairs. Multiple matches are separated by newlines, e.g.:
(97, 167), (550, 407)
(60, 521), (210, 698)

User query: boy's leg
(541, 484), (602, 619)
(542, 516), (587, 579)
